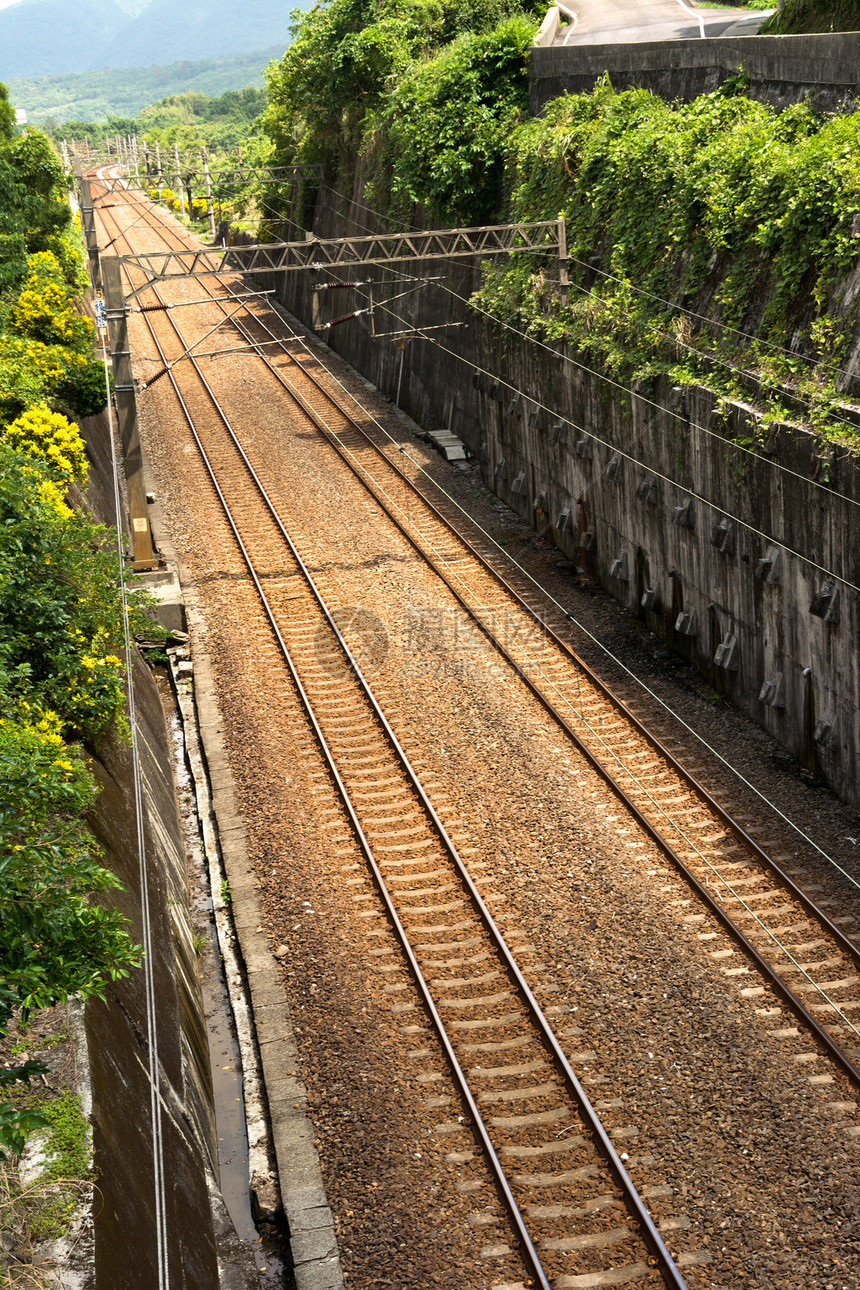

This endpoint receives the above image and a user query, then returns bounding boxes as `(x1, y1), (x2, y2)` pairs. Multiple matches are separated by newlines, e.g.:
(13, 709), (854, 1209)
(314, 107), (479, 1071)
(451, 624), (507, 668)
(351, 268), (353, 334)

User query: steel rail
(100, 207), (689, 1289)
(95, 182), (860, 1093)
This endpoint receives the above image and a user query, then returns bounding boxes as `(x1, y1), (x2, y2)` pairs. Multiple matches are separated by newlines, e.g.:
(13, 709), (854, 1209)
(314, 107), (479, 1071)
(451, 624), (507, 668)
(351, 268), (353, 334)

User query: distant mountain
(0, 0), (129, 77)
(0, 0), (311, 81)
(94, 0), (298, 70)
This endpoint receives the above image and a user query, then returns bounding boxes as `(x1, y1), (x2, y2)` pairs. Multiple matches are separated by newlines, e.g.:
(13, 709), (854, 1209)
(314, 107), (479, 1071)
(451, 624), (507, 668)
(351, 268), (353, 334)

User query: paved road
(559, 0), (772, 44)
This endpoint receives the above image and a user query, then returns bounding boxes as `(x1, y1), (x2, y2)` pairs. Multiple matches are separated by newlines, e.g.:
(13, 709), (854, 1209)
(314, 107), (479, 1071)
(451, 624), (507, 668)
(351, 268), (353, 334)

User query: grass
(0, 1011), (94, 1283)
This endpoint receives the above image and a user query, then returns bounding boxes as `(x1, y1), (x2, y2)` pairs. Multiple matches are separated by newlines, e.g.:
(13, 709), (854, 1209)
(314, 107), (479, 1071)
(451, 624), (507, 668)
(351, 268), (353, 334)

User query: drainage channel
(152, 653), (294, 1289)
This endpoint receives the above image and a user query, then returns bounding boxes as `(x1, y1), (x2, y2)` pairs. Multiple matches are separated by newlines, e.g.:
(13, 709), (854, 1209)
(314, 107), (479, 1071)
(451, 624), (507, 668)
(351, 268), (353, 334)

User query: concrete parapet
(529, 32), (860, 112)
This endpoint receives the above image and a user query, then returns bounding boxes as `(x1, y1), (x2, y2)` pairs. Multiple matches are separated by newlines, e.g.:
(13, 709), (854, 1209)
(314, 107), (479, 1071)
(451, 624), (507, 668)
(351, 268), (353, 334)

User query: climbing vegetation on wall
(474, 78), (860, 441)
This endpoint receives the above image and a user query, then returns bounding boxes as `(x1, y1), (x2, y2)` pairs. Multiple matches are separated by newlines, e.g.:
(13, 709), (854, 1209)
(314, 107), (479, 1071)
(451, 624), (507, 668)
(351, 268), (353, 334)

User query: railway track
(92, 176), (860, 1099)
(90, 175), (860, 1283)
(91, 177), (694, 1288)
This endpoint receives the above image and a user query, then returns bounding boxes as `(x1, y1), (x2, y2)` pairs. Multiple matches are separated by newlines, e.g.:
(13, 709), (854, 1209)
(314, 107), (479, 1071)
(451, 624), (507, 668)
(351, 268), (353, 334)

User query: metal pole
(174, 143), (185, 216)
(133, 134), (140, 187)
(557, 215), (569, 310)
(396, 338), (406, 407)
(75, 161), (101, 290)
(155, 141), (162, 191)
(201, 147), (216, 240)
(101, 255), (157, 569)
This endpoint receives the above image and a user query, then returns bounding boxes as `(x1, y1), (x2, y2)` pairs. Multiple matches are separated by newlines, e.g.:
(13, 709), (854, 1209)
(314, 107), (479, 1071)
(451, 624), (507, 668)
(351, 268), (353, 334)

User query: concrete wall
(529, 32), (860, 113)
(274, 188), (860, 808)
(76, 405), (258, 1290)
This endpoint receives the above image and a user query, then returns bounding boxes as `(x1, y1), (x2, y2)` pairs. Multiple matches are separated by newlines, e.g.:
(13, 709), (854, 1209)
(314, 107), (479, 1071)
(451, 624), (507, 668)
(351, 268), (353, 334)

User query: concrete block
(609, 550), (628, 581)
(757, 544), (781, 583)
(759, 671), (785, 708)
(580, 529), (596, 553)
(511, 472), (527, 496)
(640, 587), (658, 611)
(814, 709), (840, 751)
(672, 497), (694, 529)
(713, 632), (740, 671)
(637, 474), (660, 506)
(810, 579), (840, 622)
(605, 453), (623, 482)
(675, 609), (697, 637)
(711, 517), (735, 554)
(575, 434), (593, 459)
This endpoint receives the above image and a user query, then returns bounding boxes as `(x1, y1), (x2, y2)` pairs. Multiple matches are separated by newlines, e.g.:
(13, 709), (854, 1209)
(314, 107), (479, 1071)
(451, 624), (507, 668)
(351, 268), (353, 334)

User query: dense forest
(8, 49), (278, 127)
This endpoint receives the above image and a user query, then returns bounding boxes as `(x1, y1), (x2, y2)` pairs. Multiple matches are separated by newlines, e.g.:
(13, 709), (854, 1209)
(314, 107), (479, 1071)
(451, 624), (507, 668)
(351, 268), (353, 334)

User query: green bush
(262, 0), (540, 223)
(364, 17), (535, 224)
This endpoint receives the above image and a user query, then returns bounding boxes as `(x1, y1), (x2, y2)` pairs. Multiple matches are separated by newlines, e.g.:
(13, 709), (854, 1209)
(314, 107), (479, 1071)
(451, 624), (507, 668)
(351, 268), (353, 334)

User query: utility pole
(557, 215), (568, 309)
(74, 160), (101, 289)
(201, 147), (216, 241)
(174, 143), (185, 216)
(101, 255), (157, 568)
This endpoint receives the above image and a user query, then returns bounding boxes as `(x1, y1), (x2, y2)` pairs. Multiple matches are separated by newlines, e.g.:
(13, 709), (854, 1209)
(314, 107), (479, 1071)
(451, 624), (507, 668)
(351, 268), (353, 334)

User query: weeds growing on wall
(473, 78), (860, 443)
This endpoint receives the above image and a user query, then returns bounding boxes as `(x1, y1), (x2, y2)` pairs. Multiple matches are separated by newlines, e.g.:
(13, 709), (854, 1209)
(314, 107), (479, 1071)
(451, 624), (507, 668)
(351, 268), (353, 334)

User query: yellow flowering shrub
(0, 333), (105, 423)
(4, 403), (88, 488)
(9, 252), (94, 349)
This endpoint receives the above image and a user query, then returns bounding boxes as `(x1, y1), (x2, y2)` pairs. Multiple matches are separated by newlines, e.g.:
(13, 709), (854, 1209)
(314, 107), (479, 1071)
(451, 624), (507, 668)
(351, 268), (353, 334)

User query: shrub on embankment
(261, 0), (542, 226)
(0, 83), (147, 1160)
(760, 0), (860, 32)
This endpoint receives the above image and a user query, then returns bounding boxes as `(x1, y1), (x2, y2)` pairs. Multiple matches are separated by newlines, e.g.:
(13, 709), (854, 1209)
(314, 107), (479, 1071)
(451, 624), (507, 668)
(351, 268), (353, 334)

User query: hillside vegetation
(0, 83), (147, 1159)
(50, 86), (266, 153)
(9, 49), (278, 126)
(262, 3), (860, 443)
(760, 0), (860, 30)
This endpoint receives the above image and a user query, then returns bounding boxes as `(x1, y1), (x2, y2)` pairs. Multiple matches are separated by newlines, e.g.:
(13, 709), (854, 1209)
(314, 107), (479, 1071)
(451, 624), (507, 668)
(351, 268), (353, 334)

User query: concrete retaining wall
(273, 187), (860, 809)
(529, 32), (860, 112)
(77, 405), (258, 1290)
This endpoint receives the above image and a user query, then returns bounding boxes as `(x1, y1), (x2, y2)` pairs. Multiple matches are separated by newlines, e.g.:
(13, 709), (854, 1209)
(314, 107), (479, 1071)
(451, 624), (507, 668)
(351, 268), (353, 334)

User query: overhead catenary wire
(311, 263), (860, 596)
(319, 178), (860, 385)
(227, 273), (860, 897)
(97, 179), (860, 902)
(324, 433), (860, 1040)
(105, 180), (860, 1085)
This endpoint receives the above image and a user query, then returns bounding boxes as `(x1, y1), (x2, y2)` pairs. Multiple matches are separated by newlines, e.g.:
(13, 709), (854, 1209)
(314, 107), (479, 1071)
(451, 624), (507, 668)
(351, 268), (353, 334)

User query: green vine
(473, 77), (860, 446)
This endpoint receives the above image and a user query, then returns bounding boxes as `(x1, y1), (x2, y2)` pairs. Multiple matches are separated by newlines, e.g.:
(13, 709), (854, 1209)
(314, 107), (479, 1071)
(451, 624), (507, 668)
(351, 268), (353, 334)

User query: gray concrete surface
(530, 30), (860, 111)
